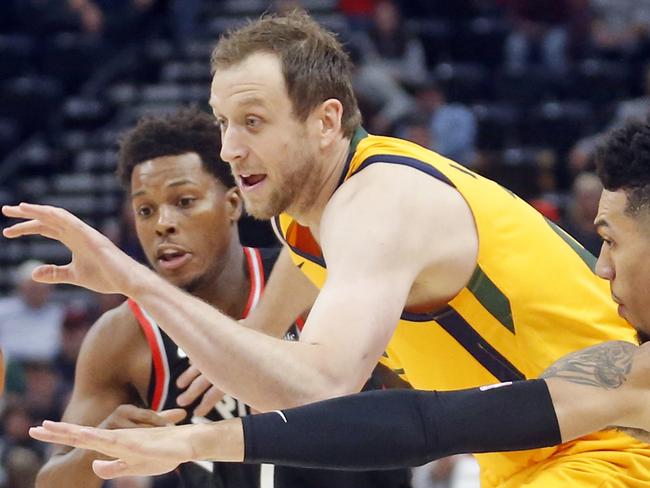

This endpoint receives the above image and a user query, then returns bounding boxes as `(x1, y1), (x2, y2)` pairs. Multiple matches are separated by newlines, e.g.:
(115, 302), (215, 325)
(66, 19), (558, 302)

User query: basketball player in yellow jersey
(4, 11), (650, 486)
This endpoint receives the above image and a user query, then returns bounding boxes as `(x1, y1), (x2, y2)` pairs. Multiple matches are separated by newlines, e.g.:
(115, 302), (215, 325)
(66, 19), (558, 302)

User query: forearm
(36, 449), (104, 488)
(239, 380), (561, 469)
(128, 271), (343, 411)
(545, 377), (622, 442)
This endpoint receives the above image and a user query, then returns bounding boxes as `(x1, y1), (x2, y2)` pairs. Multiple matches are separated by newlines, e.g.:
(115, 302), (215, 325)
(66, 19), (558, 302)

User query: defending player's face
(209, 52), (321, 219)
(595, 190), (650, 343)
(130, 153), (241, 291)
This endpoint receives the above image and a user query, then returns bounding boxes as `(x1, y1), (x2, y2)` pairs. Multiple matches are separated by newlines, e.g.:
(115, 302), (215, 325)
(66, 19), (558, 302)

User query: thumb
(32, 263), (74, 285)
(159, 408), (187, 425)
(93, 459), (129, 479)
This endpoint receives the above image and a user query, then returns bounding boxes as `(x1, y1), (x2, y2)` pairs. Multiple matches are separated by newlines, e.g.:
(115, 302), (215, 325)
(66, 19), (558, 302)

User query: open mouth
(157, 249), (192, 271)
(240, 174), (267, 189)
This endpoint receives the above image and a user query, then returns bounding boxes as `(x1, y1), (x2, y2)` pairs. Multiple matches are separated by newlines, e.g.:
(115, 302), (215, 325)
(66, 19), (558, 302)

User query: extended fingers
(176, 365), (201, 389)
(2, 219), (63, 240)
(31, 263), (74, 285)
(158, 408), (187, 425)
(177, 374), (211, 407)
(92, 459), (130, 479)
(2, 202), (74, 223)
(93, 459), (177, 479)
(29, 423), (84, 448)
(194, 386), (225, 417)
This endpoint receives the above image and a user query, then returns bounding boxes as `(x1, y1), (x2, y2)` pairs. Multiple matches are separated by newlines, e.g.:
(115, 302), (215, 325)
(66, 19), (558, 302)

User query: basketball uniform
(272, 128), (650, 487)
(130, 246), (411, 488)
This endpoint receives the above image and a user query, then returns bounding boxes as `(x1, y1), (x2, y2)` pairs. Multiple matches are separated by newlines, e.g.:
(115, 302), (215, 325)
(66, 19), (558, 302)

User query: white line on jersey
(273, 410), (288, 423)
(479, 381), (513, 391)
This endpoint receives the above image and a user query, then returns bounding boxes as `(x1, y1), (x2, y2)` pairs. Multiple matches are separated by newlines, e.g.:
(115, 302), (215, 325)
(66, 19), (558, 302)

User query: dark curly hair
(117, 108), (235, 190)
(596, 118), (650, 215)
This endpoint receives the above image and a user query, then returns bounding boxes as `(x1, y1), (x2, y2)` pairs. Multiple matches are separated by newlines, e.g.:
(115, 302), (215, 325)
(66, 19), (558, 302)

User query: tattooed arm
(541, 340), (650, 443)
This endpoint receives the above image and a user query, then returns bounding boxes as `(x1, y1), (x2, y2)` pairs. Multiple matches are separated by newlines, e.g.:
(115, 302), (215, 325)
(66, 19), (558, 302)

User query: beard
(244, 151), (319, 220)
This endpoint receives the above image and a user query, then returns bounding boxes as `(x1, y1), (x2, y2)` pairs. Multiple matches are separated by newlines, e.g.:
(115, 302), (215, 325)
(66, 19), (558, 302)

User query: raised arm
(2, 169), (475, 411)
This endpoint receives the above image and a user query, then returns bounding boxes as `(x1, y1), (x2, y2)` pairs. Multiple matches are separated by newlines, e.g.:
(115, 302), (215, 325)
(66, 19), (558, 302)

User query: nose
(155, 205), (177, 237)
(220, 125), (247, 164)
(595, 244), (614, 280)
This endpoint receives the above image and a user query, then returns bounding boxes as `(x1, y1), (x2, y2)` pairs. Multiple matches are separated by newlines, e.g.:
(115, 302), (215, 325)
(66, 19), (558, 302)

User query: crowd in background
(2, 0), (650, 486)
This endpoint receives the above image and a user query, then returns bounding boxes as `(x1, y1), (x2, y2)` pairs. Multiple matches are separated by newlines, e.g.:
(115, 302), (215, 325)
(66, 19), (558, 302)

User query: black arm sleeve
(242, 379), (560, 470)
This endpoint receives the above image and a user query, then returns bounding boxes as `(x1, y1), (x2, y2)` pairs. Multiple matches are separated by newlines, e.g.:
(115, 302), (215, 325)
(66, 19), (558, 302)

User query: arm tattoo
(540, 341), (637, 389)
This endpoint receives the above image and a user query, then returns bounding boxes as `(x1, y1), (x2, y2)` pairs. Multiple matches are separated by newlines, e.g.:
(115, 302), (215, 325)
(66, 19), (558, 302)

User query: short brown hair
(211, 10), (362, 138)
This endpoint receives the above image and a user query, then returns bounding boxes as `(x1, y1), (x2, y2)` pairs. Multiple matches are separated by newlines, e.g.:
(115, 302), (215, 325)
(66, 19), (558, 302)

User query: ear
(225, 187), (243, 223)
(317, 98), (344, 149)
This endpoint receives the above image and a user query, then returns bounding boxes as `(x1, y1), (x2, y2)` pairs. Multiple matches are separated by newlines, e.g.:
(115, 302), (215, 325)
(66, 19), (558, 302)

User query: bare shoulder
(78, 300), (149, 386)
(86, 301), (143, 349)
(321, 163), (477, 283)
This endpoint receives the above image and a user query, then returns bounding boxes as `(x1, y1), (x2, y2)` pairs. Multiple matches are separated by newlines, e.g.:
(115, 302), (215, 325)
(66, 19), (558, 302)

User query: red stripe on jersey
(128, 299), (166, 411)
(295, 315), (306, 332)
(242, 247), (265, 319)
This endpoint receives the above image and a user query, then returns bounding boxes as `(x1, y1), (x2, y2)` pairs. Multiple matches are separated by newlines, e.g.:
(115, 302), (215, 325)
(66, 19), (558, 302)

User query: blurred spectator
(530, 197), (562, 222)
(561, 172), (603, 256)
(398, 113), (433, 149)
(274, 0), (304, 15)
(355, 0), (427, 87)
(0, 260), (64, 363)
(53, 305), (92, 385)
(414, 81), (477, 165)
(350, 45), (417, 135)
(68, 0), (157, 39)
(339, 0), (376, 31)
(0, 400), (46, 488)
(22, 360), (67, 423)
(1, 446), (41, 488)
(570, 64), (650, 174)
(589, 0), (650, 58)
(501, 0), (572, 73)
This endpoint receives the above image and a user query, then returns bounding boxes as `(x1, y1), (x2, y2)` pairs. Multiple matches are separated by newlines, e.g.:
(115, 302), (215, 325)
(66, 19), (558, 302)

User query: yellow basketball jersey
(273, 129), (650, 486)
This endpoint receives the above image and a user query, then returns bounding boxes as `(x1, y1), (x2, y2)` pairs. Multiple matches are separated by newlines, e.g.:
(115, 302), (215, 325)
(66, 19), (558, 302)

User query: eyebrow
(131, 179), (198, 198)
(212, 95), (268, 114)
(594, 218), (609, 229)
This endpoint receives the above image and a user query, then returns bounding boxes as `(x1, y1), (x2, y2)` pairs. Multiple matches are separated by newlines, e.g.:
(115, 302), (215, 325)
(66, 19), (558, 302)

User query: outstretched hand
(30, 420), (195, 479)
(2, 203), (147, 295)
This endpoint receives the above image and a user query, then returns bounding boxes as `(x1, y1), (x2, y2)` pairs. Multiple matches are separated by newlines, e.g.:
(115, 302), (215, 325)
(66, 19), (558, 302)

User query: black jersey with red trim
(129, 246), (411, 488)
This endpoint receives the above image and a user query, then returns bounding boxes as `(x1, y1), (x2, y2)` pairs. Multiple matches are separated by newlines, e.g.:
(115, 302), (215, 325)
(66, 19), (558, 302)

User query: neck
(290, 134), (352, 229)
(191, 233), (250, 319)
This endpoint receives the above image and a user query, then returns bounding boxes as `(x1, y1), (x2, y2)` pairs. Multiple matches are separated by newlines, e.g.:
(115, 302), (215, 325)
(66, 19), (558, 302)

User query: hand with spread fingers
(2, 203), (149, 295)
(30, 420), (209, 479)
